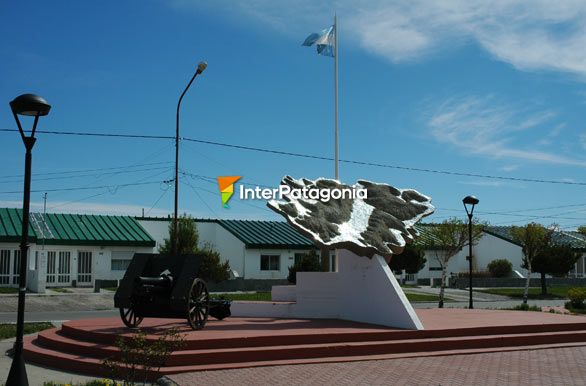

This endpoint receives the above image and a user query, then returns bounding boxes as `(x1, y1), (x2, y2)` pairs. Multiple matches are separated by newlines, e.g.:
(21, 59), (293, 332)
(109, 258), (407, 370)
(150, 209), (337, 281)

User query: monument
(265, 176), (434, 329)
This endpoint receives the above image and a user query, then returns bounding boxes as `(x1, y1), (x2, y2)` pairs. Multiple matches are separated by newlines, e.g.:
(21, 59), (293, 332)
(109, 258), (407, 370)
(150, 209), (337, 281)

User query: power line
(2, 128), (585, 186)
(0, 166), (171, 184)
(0, 180), (165, 194)
(0, 161), (172, 180)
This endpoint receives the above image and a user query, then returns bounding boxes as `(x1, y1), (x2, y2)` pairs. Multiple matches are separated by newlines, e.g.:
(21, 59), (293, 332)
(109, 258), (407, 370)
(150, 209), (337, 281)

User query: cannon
(114, 253), (231, 330)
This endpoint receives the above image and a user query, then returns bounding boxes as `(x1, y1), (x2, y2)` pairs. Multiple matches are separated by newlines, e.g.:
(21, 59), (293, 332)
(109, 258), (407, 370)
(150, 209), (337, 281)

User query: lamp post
(173, 61), (207, 255)
(463, 195), (479, 310)
(6, 93), (51, 386)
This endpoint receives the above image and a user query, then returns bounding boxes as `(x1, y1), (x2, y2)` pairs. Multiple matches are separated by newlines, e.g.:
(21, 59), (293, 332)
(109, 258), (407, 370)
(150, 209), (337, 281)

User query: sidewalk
(1, 334), (99, 386)
(168, 345), (586, 385)
(0, 289), (116, 313)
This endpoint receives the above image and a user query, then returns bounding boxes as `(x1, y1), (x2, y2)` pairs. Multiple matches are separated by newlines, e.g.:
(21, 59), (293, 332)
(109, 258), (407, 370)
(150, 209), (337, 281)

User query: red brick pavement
(168, 345), (586, 386)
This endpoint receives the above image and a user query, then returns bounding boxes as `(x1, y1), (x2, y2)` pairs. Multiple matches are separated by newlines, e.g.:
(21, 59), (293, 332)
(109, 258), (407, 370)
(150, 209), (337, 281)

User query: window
(0, 250), (10, 285)
(112, 259), (131, 271)
(260, 255), (280, 271)
(12, 250), (21, 284)
(111, 251), (134, 271)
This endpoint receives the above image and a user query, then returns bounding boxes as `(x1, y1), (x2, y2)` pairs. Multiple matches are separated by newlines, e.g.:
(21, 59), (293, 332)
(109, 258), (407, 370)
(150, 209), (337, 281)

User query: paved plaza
(168, 345), (586, 386)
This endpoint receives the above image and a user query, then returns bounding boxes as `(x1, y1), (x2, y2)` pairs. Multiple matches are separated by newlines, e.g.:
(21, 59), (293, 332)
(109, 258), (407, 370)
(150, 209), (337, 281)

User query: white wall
(137, 219), (247, 278)
(419, 232), (527, 280)
(244, 248), (313, 279)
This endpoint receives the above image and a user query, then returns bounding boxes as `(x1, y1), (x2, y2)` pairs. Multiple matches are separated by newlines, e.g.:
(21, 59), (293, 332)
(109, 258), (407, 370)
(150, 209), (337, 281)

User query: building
(416, 225), (586, 282)
(0, 208), (155, 292)
(137, 217), (319, 279)
(3, 205), (585, 291)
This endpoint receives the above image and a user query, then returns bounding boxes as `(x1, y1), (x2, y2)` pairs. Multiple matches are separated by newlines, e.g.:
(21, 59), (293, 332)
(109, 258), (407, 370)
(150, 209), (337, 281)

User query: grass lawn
(404, 292), (447, 302)
(44, 381), (117, 386)
(212, 292), (272, 301)
(0, 322), (54, 340)
(0, 287), (19, 294)
(477, 286), (576, 299)
(49, 287), (73, 293)
(103, 287), (118, 292)
(210, 291), (447, 303)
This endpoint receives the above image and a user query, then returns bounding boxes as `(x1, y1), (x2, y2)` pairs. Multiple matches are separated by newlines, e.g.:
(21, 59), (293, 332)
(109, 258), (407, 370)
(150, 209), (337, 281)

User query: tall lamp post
(173, 61), (207, 255)
(6, 94), (51, 386)
(463, 195), (479, 310)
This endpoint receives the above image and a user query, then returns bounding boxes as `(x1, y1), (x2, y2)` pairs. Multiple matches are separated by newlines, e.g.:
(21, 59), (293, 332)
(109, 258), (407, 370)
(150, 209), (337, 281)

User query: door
(12, 250), (21, 285)
(46, 251), (56, 284)
(77, 251), (93, 285)
(0, 250), (10, 285)
(57, 251), (71, 284)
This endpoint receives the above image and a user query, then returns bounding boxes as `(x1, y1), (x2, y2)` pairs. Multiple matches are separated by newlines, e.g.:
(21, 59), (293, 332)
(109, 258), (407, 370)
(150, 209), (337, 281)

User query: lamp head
(462, 195), (479, 206)
(10, 94), (51, 116)
(197, 61), (208, 74)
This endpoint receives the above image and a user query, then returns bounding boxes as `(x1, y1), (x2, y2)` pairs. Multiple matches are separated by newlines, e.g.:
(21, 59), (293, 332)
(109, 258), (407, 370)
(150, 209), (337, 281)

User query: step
(59, 319), (586, 350)
(24, 333), (586, 376)
(32, 326), (586, 366)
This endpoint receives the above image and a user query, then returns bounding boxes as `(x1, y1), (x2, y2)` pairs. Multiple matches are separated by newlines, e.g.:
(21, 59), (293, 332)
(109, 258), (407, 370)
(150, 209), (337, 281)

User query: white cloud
(427, 95), (586, 167)
(457, 180), (504, 187)
(500, 165), (519, 172)
(173, 0), (586, 78)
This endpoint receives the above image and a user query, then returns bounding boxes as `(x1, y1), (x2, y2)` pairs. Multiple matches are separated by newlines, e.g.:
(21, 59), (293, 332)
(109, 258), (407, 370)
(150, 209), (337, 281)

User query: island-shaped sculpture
(243, 176), (436, 330)
(267, 176), (435, 259)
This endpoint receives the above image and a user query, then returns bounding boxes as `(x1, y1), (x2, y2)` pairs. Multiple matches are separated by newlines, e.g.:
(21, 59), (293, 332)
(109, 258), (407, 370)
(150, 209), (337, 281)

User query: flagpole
(334, 14), (339, 274)
(334, 14), (339, 181)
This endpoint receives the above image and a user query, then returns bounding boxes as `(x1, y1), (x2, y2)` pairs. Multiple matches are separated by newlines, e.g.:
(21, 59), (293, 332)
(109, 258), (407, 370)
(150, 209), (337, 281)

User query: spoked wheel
(119, 305), (143, 328)
(187, 278), (210, 330)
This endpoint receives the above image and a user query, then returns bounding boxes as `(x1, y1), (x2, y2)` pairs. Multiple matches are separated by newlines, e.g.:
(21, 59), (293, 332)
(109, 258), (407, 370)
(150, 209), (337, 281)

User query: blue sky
(1, 1), (586, 230)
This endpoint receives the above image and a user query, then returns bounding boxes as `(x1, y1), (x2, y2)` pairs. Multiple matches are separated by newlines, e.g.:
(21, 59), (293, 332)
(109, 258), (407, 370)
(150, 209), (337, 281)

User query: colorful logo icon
(217, 176), (241, 208)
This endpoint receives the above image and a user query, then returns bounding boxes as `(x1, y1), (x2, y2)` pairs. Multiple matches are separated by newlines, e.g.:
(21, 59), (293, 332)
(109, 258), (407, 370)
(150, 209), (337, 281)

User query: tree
(288, 250), (321, 284)
(389, 244), (426, 283)
(511, 223), (550, 304)
(159, 216), (199, 255)
(577, 226), (586, 237)
(159, 216), (230, 283)
(423, 219), (483, 308)
(532, 244), (579, 295)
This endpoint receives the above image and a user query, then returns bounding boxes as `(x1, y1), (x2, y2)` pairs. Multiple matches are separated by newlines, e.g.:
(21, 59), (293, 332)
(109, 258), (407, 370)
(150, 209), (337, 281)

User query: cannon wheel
(187, 278), (210, 330)
(119, 305), (143, 328)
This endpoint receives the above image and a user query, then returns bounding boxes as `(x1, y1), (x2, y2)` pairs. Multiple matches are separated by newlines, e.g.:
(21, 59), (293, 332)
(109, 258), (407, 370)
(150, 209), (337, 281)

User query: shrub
(457, 271), (492, 278)
(510, 303), (541, 312)
(103, 327), (185, 384)
(198, 248), (230, 283)
(288, 250), (321, 284)
(487, 259), (513, 278)
(567, 287), (586, 308)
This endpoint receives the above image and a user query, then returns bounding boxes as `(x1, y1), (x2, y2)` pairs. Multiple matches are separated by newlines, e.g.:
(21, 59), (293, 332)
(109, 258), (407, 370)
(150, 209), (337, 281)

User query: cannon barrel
(136, 275), (172, 286)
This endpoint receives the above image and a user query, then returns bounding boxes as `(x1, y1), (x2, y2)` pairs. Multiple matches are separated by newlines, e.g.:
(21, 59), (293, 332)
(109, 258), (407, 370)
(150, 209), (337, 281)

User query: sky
(1, 0), (586, 230)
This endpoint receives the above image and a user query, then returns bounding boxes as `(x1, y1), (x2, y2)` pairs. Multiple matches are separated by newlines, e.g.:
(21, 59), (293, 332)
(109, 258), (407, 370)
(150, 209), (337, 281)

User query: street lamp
(463, 195), (479, 310)
(6, 93), (51, 386)
(173, 61), (207, 255)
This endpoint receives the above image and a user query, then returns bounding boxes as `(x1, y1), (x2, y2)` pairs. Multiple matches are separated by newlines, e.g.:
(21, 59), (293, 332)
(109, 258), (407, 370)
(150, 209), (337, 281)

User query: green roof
(217, 220), (315, 249)
(0, 208), (155, 247)
(485, 226), (586, 251)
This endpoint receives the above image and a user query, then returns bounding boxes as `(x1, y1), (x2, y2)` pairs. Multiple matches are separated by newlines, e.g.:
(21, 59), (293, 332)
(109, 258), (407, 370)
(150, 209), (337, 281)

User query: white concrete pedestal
(232, 249), (423, 330)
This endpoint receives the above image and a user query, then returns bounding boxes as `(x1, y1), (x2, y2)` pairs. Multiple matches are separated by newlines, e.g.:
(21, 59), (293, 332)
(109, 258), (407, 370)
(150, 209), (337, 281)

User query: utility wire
(2, 128), (585, 186)
(0, 180), (164, 194)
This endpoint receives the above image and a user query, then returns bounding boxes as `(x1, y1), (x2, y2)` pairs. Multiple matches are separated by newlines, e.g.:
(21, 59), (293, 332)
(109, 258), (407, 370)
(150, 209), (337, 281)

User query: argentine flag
(302, 25), (335, 57)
